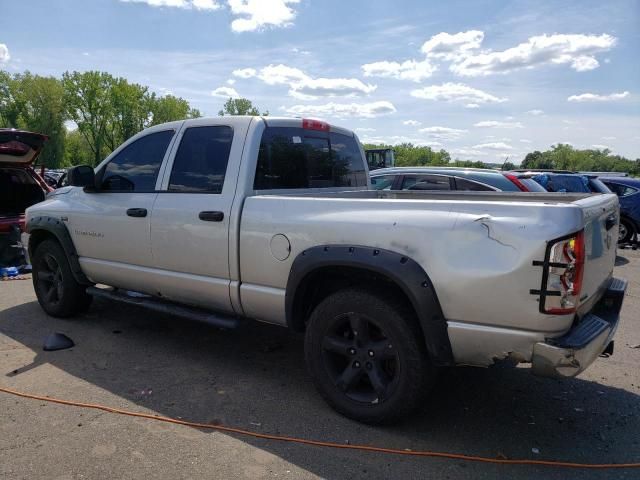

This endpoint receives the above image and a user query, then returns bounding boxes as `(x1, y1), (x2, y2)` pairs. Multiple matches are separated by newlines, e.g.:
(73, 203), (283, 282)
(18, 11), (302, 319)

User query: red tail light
(538, 230), (585, 314)
(504, 173), (529, 192)
(302, 119), (330, 132)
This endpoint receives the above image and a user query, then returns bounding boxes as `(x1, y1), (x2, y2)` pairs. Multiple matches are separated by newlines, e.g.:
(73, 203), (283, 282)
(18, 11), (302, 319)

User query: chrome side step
(86, 286), (241, 329)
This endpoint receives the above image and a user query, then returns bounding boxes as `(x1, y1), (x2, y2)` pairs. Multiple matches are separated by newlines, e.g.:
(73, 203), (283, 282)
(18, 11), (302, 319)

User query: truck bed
(238, 190), (619, 366)
(274, 189), (595, 203)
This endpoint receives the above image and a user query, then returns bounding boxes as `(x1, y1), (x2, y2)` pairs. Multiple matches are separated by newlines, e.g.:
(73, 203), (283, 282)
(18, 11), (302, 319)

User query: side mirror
(67, 165), (95, 188)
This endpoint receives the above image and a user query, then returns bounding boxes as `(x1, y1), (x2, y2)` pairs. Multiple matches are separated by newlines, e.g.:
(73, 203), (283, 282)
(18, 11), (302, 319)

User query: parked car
(0, 129), (52, 267)
(599, 176), (640, 244)
(26, 117), (625, 424)
(513, 170), (611, 194)
(370, 167), (547, 192)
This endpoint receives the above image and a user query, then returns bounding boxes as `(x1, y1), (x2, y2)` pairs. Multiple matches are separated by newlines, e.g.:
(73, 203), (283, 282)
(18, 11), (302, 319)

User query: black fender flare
(27, 216), (91, 285)
(285, 245), (454, 366)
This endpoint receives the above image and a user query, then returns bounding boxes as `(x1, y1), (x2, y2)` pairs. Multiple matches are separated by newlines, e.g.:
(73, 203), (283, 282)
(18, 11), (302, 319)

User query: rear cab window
(254, 127), (367, 190)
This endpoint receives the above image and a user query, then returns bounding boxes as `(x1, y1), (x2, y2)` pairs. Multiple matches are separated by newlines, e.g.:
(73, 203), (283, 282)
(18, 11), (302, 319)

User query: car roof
(599, 176), (640, 187)
(370, 166), (502, 175)
(510, 169), (575, 174)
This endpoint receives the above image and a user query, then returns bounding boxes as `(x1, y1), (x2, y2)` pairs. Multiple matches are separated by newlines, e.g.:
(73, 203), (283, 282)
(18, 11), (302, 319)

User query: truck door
(69, 128), (176, 292)
(149, 121), (246, 313)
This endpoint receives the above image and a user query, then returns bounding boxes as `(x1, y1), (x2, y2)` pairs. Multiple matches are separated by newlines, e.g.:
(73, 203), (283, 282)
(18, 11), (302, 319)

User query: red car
(0, 129), (52, 267)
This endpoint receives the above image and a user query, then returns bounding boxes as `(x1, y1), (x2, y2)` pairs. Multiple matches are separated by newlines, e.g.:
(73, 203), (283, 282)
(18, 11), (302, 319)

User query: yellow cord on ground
(1, 385), (639, 469)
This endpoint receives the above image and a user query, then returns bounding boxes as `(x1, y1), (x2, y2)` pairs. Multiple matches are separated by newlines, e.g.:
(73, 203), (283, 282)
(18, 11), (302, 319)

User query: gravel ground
(1, 248), (639, 480)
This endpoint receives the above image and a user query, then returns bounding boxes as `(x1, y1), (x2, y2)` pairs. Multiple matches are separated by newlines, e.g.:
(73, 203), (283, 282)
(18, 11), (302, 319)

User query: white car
(26, 116), (626, 423)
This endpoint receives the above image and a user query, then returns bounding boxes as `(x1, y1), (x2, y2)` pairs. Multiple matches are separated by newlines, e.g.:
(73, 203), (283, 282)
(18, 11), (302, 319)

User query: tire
(32, 239), (92, 317)
(304, 287), (436, 424)
(618, 218), (635, 245)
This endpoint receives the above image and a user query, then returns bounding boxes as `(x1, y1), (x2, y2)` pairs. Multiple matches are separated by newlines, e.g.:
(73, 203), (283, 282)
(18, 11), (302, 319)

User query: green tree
(63, 128), (93, 167)
(150, 94), (201, 126)
(105, 78), (153, 151)
(0, 71), (66, 168)
(502, 161), (516, 171)
(14, 73), (67, 168)
(0, 70), (21, 126)
(218, 97), (267, 116)
(520, 145), (638, 175)
(62, 71), (115, 166)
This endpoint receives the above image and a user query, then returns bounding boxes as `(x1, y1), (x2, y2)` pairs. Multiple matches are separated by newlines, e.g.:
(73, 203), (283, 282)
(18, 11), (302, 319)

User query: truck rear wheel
(32, 239), (92, 317)
(304, 287), (435, 424)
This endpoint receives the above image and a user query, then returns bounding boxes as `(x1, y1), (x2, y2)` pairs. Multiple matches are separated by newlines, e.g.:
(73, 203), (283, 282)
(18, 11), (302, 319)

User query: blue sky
(1, 0), (639, 163)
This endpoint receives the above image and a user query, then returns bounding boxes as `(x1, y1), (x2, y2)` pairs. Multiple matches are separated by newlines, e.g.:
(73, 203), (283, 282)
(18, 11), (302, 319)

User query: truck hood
(0, 129), (48, 165)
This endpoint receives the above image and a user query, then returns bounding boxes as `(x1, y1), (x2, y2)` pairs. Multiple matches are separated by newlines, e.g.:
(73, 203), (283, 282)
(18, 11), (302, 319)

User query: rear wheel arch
(285, 245), (453, 366)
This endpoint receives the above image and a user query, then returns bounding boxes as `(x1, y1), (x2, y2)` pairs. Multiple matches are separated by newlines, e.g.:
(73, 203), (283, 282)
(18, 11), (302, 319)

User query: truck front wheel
(304, 287), (435, 424)
(32, 239), (92, 318)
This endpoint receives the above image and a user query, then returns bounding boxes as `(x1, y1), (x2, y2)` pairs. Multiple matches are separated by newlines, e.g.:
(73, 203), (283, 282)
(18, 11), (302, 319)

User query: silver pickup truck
(25, 116), (626, 424)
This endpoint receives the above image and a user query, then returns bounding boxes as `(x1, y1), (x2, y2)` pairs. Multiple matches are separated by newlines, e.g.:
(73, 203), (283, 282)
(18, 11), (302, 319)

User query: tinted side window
(402, 175), (451, 191)
(169, 126), (233, 193)
(604, 182), (637, 197)
(101, 130), (174, 192)
(370, 175), (396, 190)
(254, 127), (367, 189)
(454, 177), (493, 191)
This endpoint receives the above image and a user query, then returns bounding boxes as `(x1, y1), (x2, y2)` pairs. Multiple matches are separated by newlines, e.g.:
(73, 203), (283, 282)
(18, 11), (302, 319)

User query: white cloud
(567, 91), (630, 102)
(451, 147), (484, 158)
(228, 0), (299, 32)
(474, 120), (524, 129)
(465, 103), (480, 109)
(602, 136), (617, 140)
(361, 59), (436, 82)
(120, 0), (221, 10)
(291, 47), (311, 55)
(418, 126), (467, 140)
(211, 86), (240, 97)
(451, 33), (616, 77)
(0, 43), (10, 63)
(283, 101), (396, 119)
(421, 30), (484, 60)
(526, 109), (544, 116)
(410, 82), (507, 105)
(519, 139), (533, 143)
(232, 68), (257, 79)
(472, 142), (513, 150)
(403, 120), (421, 126)
(362, 135), (441, 147)
(355, 127), (376, 132)
(258, 64), (376, 99)
(592, 144), (610, 150)
(226, 78), (236, 85)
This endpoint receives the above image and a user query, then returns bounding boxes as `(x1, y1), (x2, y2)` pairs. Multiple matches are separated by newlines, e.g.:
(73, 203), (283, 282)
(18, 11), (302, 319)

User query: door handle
(605, 215), (617, 231)
(126, 208), (148, 218)
(199, 211), (224, 222)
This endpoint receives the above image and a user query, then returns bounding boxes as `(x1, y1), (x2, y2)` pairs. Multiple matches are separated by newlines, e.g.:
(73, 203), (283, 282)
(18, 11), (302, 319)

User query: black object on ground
(43, 332), (75, 351)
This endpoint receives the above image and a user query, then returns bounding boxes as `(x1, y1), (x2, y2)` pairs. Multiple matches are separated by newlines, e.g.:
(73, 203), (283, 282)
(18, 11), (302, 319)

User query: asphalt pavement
(1, 249), (639, 479)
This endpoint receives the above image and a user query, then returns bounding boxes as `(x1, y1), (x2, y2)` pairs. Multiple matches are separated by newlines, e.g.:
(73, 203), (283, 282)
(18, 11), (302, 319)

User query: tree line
(1, 69), (637, 174)
(0, 70), (208, 167)
(364, 142), (639, 175)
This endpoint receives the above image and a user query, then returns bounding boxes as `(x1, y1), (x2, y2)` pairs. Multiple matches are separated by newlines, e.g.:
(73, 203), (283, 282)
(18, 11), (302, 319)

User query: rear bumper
(532, 277), (627, 378)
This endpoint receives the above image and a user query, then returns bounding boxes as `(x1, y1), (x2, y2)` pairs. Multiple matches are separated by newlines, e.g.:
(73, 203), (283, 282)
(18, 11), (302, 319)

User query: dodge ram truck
(26, 116), (627, 424)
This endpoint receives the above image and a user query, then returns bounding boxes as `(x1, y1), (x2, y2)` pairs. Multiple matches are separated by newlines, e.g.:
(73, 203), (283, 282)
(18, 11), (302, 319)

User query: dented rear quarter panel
(238, 191), (618, 368)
